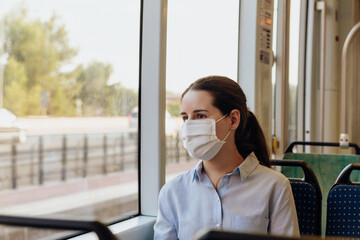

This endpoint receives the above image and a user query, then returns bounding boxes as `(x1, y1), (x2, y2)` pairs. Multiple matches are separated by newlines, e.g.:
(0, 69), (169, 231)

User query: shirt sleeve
(153, 186), (178, 240)
(269, 179), (300, 237)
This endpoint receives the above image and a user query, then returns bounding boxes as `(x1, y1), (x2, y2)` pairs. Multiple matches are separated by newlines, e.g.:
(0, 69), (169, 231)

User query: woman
(154, 76), (299, 240)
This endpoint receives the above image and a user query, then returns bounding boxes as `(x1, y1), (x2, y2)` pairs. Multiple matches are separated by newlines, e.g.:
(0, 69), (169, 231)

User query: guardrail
(0, 130), (190, 190)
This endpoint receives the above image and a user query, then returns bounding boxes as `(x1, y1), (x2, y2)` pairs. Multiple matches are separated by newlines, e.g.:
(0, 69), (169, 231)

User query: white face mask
(182, 115), (231, 161)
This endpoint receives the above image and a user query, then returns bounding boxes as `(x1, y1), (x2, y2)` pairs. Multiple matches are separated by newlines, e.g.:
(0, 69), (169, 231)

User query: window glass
(288, 0), (301, 146)
(165, 0), (239, 179)
(0, 0), (140, 237)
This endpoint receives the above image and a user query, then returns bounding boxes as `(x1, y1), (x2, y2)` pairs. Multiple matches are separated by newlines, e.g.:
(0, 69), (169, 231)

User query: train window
(288, 0), (301, 146)
(165, 0), (239, 179)
(0, 0), (140, 238)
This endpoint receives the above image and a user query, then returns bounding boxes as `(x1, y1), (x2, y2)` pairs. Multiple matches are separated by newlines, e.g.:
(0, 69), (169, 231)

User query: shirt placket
(203, 173), (223, 230)
(213, 176), (228, 230)
(213, 190), (222, 229)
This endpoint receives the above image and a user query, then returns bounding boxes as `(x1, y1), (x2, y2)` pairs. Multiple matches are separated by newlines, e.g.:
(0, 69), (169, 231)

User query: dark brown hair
(182, 75), (270, 167)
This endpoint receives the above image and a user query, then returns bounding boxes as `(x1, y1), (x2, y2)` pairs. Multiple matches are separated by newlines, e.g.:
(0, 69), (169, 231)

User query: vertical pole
(316, 1), (326, 153)
(340, 22), (360, 145)
(120, 134), (125, 171)
(273, 0), (290, 157)
(30, 145), (34, 185)
(11, 139), (17, 189)
(61, 135), (67, 181)
(75, 142), (79, 176)
(82, 135), (88, 177)
(38, 136), (44, 185)
(103, 135), (107, 175)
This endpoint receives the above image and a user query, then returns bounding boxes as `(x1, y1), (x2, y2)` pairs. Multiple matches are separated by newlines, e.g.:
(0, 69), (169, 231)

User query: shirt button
(216, 224), (221, 229)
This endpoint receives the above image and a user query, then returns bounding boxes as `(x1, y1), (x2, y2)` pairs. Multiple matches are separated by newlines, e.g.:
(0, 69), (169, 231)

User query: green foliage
(77, 61), (112, 115)
(3, 7), (79, 116)
(111, 84), (138, 116)
(167, 100), (181, 117)
(2, 6), (138, 117)
(3, 57), (28, 115)
(25, 85), (43, 116)
(76, 61), (139, 116)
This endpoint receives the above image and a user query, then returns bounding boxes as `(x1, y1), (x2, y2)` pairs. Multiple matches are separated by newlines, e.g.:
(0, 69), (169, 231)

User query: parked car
(0, 108), (27, 143)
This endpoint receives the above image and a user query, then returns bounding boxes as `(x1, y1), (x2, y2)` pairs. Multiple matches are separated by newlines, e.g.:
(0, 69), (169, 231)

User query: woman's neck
(202, 143), (244, 189)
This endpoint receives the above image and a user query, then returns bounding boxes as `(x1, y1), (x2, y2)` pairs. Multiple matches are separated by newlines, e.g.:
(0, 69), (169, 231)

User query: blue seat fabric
(326, 185), (360, 237)
(291, 181), (319, 235)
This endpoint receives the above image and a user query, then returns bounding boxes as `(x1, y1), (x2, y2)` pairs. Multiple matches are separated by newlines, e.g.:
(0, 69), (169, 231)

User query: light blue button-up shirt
(154, 153), (300, 240)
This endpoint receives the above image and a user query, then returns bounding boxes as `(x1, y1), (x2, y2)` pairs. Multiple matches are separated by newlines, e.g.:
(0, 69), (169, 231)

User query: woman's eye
(182, 116), (188, 121)
(198, 114), (206, 119)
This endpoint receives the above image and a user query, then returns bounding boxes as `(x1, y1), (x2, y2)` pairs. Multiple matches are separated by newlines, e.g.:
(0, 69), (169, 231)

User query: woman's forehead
(181, 90), (215, 112)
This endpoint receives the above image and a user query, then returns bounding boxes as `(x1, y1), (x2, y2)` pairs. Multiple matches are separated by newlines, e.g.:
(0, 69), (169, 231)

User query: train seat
(270, 160), (322, 236)
(326, 163), (360, 238)
(281, 150), (360, 234)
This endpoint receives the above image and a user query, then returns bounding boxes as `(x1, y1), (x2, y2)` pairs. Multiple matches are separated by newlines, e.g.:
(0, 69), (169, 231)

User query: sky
(1, 0), (240, 94)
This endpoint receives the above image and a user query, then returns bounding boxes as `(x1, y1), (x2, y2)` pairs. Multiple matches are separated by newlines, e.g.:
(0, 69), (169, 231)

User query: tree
(3, 57), (28, 115)
(2, 6), (138, 117)
(77, 61), (138, 116)
(109, 83), (138, 116)
(167, 100), (181, 117)
(77, 61), (113, 116)
(3, 6), (79, 116)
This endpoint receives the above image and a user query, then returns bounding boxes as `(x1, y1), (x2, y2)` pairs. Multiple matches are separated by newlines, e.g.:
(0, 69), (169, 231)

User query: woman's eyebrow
(180, 109), (209, 115)
(193, 109), (209, 113)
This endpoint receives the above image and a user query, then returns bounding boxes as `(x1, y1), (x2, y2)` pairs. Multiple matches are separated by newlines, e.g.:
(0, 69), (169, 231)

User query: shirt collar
(238, 152), (260, 180)
(192, 160), (204, 182)
(192, 152), (260, 182)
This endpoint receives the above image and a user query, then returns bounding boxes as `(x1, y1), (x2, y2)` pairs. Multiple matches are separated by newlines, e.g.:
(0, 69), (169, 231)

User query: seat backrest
(193, 228), (300, 240)
(326, 163), (360, 238)
(282, 152), (360, 234)
(270, 160), (322, 236)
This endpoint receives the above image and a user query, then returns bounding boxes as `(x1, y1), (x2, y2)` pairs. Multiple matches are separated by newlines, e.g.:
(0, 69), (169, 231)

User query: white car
(0, 108), (27, 143)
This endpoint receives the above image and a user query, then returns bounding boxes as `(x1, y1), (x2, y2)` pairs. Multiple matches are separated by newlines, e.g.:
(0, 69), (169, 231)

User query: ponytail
(235, 111), (270, 167)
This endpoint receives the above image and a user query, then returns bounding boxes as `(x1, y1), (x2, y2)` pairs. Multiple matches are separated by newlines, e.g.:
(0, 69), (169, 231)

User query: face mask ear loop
(215, 114), (228, 123)
(220, 130), (232, 142)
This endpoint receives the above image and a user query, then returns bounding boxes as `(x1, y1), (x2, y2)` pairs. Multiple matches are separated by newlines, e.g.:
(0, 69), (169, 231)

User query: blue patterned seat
(271, 160), (322, 236)
(326, 163), (360, 237)
(291, 182), (319, 235)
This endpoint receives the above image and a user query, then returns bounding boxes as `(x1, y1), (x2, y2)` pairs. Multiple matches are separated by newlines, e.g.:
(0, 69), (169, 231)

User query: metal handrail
(340, 21), (360, 146)
(285, 141), (360, 155)
(0, 215), (118, 240)
(316, 1), (326, 149)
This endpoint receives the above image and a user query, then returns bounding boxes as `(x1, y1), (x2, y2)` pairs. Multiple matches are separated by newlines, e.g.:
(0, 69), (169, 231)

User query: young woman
(154, 76), (300, 239)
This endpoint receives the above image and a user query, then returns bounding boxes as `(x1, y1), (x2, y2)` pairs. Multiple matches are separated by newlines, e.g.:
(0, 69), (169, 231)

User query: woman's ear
(229, 109), (240, 130)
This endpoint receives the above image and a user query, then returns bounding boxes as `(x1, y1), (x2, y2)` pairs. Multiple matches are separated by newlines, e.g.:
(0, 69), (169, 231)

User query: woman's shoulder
(159, 164), (198, 195)
(255, 163), (289, 185)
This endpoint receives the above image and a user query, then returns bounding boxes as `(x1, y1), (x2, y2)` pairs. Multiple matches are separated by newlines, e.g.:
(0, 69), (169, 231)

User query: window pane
(165, 0), (239, 179)
(0, 0), (140, 237)
(288, 0), (301, 146)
